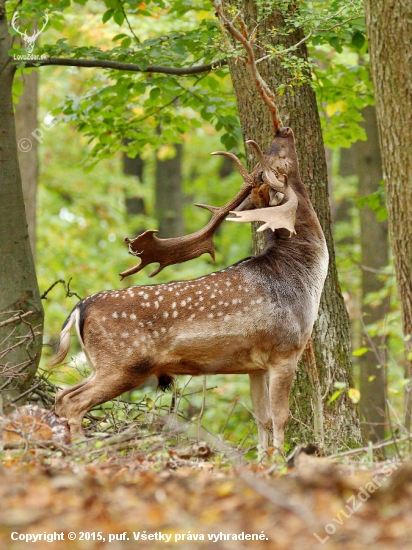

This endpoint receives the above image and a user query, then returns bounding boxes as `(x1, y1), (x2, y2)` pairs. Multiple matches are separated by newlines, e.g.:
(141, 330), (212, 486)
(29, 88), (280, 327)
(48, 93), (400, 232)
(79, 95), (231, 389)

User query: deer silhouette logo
(11, 11), (49, 54)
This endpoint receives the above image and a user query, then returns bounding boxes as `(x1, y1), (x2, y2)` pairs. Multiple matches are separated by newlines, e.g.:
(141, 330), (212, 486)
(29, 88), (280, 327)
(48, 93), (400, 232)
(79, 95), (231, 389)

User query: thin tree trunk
(155, 144), (184, 238)
(0, 3), (44, 408)
(364, 0), (412, 431)
(15, 71), (39, 259)
(354, 106), (388, 442)
(226, 0), (361, 450)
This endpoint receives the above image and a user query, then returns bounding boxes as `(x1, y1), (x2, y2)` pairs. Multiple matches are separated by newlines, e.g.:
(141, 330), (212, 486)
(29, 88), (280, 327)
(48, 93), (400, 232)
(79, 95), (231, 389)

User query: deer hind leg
(268, 357), (298, 451)
(249, 371), (271, 451)
(56, 369), (151, 439)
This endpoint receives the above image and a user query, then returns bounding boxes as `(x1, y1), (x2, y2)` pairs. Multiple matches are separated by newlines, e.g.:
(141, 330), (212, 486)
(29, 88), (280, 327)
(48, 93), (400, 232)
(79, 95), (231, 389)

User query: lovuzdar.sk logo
(11, 10), (49, 54)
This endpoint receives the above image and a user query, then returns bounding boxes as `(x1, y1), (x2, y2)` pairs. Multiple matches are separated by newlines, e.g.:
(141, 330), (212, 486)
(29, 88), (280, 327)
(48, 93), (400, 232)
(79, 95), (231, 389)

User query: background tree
(364, 0), (412, 431)
(222, 0), (361, 450)
(0, 1), (44, 407)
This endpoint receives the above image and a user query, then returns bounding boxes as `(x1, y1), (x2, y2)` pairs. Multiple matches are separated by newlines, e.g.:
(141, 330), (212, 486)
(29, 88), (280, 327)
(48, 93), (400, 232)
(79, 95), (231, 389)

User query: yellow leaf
(326, 100), (348, 117)
(348, 388), (361, 404)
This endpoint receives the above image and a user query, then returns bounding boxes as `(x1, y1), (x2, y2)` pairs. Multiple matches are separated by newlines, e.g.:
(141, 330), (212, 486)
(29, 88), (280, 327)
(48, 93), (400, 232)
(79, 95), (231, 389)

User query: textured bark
(155, 144), (184, 238)
(354, 106), (388, 442)
(0, 3), (44, 408)
(364, 0), (412, 430)
(225, 0), (361, 450)
(15, 70), (39, 258)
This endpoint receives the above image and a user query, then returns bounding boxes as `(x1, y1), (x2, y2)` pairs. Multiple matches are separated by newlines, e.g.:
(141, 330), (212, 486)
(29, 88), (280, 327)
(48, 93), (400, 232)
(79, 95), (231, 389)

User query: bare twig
(213, 0), (282, 133)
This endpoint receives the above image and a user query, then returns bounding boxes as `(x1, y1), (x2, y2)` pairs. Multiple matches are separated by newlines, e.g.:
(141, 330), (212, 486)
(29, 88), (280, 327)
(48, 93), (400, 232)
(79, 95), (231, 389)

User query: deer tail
(48, 307), (79, 367)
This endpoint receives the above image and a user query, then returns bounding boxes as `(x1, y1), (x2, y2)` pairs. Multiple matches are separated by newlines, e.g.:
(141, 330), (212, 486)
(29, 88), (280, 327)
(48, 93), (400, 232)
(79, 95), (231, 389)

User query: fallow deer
(48, 5), (329, 449)
(49, 127), (328, 449)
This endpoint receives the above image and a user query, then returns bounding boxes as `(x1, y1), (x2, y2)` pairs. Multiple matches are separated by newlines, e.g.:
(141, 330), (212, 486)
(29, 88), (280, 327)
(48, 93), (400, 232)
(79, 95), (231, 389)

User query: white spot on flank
(171, 302), (176, 309)
(158, 296), (164, 302)
(134, 329), (139, 334)
(130, 313), (136, 320)
(112, 312), (118, 319)
(122, 312), (127, 318)
(139, 322), (144, 328)
(120, 341), (125, 347)
(224, 315), (230, 321)
(155, 301), (159, 309)
(256, 297), (263, 304)
(121, 332), (129, 338)
(225, 281), (231, 287)
(199, 296), (204, 302)
(161, 327), (167, 333)
(143, 293), (149, 300)
(199, 306), (204, 311)
(180, 300), (186, 307)
(153, 331), (159, 338)
(211, 294), (216, 299)
(172, 310), (178, 318)
(138, 291), (144, 296)
(224, 302), (229, 307)
(102, 317), (106, 322)
(207, 313), (214, 319)
(122, 295), (126, 300)
(163, 312), (169, 319)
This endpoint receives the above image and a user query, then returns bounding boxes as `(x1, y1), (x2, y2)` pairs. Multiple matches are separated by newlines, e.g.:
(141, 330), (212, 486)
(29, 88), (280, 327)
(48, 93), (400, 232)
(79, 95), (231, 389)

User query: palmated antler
(119, 152), (254, 279)
(213, 1), (282, 134)
(228, 178), (298, 236)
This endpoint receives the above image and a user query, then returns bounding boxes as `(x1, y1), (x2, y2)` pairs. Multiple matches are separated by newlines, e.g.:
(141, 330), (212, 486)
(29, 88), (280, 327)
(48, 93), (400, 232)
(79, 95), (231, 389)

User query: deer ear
(227, 186), (298, 236)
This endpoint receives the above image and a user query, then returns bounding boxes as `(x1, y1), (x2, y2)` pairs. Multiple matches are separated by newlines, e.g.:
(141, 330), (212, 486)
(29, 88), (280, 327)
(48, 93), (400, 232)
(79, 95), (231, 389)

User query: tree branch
(16, 56), (227, 75)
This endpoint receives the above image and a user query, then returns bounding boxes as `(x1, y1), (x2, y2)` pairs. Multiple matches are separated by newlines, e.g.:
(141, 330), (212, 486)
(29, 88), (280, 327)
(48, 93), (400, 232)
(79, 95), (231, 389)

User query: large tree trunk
(364, 0), (412, 431)
(15, 71), (39, 259)
(0, 4), (44, 410)
(354, 106), (388, 442)
(226, 1), (361, 451)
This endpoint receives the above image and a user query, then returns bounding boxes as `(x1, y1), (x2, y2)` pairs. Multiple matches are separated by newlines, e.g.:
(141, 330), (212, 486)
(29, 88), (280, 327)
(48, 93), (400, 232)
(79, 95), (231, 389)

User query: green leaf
(113, 10), (125, 26)
(121, 37), (132, 48)
(351, 31), (365, 50)
(334, 381), (347, 390)
(102, 9), (114, 23)
(329, 390), (343, 404)
(352, 347), (370, 357)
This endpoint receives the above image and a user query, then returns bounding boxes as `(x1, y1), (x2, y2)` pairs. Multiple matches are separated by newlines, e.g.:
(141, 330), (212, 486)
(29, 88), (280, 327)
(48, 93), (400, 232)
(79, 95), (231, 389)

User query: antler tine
(246, 140), (285, 191)
(211, 151), (252, 185)
(213, 1), (282, 134)
(245, 140), (271, 169)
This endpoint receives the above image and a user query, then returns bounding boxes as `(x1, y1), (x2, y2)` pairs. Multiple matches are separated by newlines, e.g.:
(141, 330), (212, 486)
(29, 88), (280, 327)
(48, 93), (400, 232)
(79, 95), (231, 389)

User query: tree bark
(15, 70), (39, 259)
(225, 0), (361, 451)
(354, 106), (388, 442)
(155, 144), (184, 238)
(364, 0), (412, 431)
(0, 3), (44, 409)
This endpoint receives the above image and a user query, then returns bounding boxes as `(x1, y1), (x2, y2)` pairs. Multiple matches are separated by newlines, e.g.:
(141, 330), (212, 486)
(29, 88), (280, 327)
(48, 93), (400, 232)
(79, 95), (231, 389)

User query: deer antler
(119, 153), (254, 280)
(246, 140), (285, 189)
(228, 180), (298, 236)
(213, 1), (282, 134)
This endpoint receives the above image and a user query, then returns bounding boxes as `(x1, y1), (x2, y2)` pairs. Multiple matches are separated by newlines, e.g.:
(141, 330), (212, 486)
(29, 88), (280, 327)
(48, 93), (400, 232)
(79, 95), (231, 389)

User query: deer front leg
(268, 357), (298, 451)
(249, 371), (271, 451)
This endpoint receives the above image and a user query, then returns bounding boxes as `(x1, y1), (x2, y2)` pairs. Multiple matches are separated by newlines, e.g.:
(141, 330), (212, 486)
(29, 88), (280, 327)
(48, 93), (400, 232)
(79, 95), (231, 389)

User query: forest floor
(1, 431), (412, 550)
